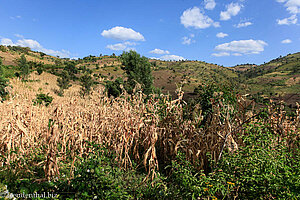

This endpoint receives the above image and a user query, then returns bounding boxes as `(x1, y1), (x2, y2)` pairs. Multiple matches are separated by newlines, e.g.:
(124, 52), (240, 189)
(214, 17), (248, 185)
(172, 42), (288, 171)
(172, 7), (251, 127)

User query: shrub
(79, 73), (93, 97)
(36, 66), (43, 75)
(105, 77), (124, 98)
(57, 71), (72, 96)
(32, 93), (53, 106)
(19, 54), (29, 80)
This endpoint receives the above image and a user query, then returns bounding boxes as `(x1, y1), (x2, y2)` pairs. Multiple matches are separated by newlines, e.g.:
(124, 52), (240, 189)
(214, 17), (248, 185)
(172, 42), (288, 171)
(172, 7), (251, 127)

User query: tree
(19, 54), (29, 80)
(0, 58), (9, 101)
(57, 71), (72, 96)
(120, 50), (153, 95)
(105, 77), (124, 98)
(64, 61), (78, 80)
(79, 73), (93, 97)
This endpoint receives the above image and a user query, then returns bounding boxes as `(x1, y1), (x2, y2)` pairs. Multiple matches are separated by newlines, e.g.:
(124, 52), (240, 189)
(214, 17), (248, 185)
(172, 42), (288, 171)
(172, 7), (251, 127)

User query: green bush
(215, 122), (300, 199)
(79, 73), (93, 97)
(32, 93), (53, 106)
(105, 77), (124, 98)
(57, 70), (72, 96)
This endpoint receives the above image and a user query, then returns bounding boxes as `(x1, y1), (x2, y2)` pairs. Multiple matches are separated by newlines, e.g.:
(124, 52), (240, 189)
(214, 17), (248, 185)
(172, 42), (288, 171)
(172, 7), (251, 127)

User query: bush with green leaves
(57, 70), (72, 96)
(105, 77), (124, 98)
(214, 122), (300, 199)
(36, 66), (43, 75)
(32, 93), (53, 106)
(79, 73), (93, 97)
(0, 59), (9, 102)
(19, 54), (29, 80)
(120, 50), (154, 95)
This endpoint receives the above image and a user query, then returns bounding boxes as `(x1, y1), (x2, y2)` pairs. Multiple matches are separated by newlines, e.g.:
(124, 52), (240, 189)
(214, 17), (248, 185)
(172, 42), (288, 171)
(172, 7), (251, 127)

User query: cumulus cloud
(216, 32), (228, 38)
(204, 0), (216, 10)
(0, 38), (14, 46)
(220, 3), (243, 21)
(106, 41), (137, 51)
(212, 52), (230, 57)
(214, 39), (268, 56)
(106, 43), (127, 51)
(149, 49), (170, 54)
(182, 34), (195, 45)
(276, 0), (300, 14)
(281, 39), (292, 43)
(277, 14), (298, 25)
(181, 7), (220, 29)
(0, 37), (71, 58)
(160, 55), (185, 61)
(101, 26), (145, 41)
(235, 22), (253, 28)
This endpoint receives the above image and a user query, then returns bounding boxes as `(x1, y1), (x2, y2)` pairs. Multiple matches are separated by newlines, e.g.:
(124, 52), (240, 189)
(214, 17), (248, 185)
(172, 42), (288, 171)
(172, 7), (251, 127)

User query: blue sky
(0, 0), (299, 66)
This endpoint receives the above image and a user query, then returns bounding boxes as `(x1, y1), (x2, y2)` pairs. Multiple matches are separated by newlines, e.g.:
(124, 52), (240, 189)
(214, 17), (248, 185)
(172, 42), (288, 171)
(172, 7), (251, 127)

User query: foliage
(215, 122), (300, 199)
(57, 70), (72, 96)
(64, 61), (78, 80)
(120, 50), (154, 95)
(18, 54), (29, 80)
(0, 59), (9, 102)
(32, 93), (53, 106)
(36, 66), (43, 75)
(105, 77), (124, 98)
(79, 73), (93, 97)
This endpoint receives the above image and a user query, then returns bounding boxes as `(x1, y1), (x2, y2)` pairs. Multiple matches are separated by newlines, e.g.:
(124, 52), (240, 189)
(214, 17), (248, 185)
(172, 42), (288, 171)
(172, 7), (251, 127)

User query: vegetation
(32, 93), (53, 106)
(79, 72), (94, 97)
(120, 50), (154, 95)
(19, 54), (30, 80)
(0, 48), (299, 199)
(0, 58), (9, 101)
(57, 70), (72, 96)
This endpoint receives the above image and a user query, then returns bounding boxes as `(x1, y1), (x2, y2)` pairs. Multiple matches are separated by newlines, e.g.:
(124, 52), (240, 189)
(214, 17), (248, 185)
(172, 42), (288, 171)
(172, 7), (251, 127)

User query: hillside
(0, 45), (299, 105)
(231, 52), (300, 107)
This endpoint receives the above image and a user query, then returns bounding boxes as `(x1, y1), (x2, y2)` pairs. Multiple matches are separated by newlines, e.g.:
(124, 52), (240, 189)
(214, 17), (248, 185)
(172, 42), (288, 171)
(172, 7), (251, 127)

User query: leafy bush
(79, 73), (93, 97)
(32, 93), (53, 106)
(57, 70), (72, 96)
(105, 77), (124, 98)
(215, 122), (300, 199)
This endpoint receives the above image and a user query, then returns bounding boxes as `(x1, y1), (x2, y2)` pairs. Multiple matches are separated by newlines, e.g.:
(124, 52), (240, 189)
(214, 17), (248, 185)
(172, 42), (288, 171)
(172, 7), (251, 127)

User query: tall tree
(120, 50), (153, 95)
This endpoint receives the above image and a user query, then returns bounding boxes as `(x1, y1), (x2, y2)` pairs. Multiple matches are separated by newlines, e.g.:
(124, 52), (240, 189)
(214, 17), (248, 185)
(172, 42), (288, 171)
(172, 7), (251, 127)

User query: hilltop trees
(120, 51), (153, 95)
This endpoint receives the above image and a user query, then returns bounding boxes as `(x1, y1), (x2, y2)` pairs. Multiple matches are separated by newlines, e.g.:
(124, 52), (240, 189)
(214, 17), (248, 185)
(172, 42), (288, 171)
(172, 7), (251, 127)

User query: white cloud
(106, 41), (137, 51)
(0, 38), (14, 46)
(216, 32), (228, 38)
(181, 7), (220, 29)
(0, 37), (71, 58)
(220, 3), (243, 21)
(106, 43), (127, 51)
(101, 26), (145, 41)
(214, 39), (268, 55)
(182, 34), (196, 45)
(277, 14), (298, 24)
(212, 52), (230, 57)
(16, 39), (43, 49)
(281, 39), (292, 43)
(149, 49), (170, 54)
(235, 21), (253, 28)
(160, 55), (185, 61)
(204, 0), (216, 10)
(276, 0), (300, 14)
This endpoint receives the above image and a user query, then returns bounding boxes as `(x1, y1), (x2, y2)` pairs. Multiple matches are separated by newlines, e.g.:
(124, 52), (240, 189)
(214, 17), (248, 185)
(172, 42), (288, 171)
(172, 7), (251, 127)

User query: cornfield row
(0, 73), (299, 182)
